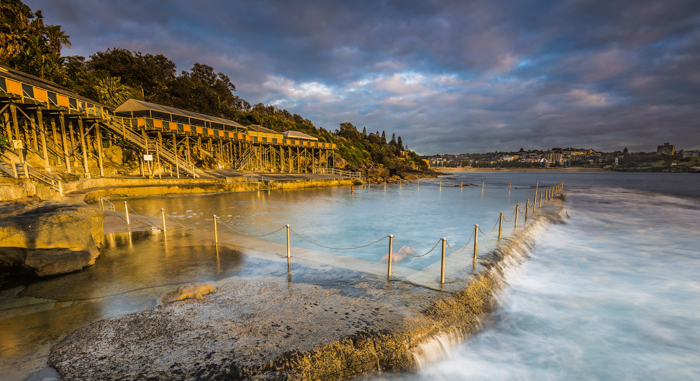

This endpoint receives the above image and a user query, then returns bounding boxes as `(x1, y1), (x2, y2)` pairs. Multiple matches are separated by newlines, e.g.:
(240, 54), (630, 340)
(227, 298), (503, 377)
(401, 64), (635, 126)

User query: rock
(0, 205), (104, 276)
(102, 145), (124, 165)
(162, 283), (215, 303)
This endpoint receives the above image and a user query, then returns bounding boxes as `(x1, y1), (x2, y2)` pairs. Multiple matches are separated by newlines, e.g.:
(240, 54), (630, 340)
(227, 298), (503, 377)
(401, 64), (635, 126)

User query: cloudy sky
(28, 0), (700, 154)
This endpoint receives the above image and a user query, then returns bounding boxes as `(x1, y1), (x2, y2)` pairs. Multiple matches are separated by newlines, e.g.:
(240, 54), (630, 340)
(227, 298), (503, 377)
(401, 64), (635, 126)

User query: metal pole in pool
(440, 180), (442, 190)
(124, 201), (130, 225)
(286, 224), (291, 260)
(440, 238), (446, 284)
(535, 181), (539, 198)
(161, 208), (166, 234)
(509, 181), (511, 195)
(498, 212), (503, 241)
(514, 204), (519, 229)
(473, 225), (478, 260)
(539, 192), (543, 209)
(417, 179), (420, 190)
(213, 215), (218, 244)
(461, 180), (464, 191)
(482, 180), (484, 193)
(387, 235), (394, 280)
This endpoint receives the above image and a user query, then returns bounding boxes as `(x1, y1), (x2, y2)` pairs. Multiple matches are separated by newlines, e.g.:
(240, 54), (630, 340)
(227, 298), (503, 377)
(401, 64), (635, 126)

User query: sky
(27, 0), (700, 154)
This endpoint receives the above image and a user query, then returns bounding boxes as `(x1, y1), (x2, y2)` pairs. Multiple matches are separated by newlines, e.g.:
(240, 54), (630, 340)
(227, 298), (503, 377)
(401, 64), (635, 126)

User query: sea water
(364, 171), (700, 381)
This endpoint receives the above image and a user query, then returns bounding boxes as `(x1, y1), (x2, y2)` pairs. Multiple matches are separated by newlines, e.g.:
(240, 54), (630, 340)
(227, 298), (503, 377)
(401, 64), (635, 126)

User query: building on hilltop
(681, 150), (699, 158)
(657, 143), (675, 155)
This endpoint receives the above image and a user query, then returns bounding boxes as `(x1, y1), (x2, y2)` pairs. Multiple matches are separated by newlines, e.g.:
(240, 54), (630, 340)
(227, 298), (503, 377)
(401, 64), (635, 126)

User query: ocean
(363, 171), (700, 380)
(1, 171), (698, 380)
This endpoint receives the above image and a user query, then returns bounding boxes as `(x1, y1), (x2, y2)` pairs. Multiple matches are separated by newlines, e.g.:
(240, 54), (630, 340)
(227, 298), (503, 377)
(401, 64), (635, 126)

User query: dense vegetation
(0, 0), (427, 170)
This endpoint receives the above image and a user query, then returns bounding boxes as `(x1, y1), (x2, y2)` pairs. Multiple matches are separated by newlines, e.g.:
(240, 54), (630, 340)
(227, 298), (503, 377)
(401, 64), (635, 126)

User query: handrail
(98, 196), (116, 211)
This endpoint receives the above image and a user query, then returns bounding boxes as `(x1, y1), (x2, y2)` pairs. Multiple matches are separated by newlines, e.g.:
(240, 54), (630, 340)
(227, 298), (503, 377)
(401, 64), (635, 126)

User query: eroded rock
(0, 205), (104, 276)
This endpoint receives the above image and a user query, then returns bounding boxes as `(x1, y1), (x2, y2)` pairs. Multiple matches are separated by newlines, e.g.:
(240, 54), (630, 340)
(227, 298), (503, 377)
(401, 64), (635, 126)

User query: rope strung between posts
(393, 236), (442, 257)
(502, 208), (517, 222)
(125, 204), (158, 227)
(478, 218), (500, 235)
(446, 229), (475, 253)
(216, 217), (287, 238)
(291, 229), (388, 251)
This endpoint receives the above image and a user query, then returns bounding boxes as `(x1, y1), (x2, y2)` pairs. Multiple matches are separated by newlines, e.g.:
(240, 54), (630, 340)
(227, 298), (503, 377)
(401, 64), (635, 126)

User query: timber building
(0, 65), (337, 194)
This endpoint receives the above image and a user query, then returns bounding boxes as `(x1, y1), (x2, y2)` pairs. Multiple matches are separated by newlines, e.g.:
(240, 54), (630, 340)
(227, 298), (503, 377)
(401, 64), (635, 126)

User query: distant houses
(657, 143), (676, 155)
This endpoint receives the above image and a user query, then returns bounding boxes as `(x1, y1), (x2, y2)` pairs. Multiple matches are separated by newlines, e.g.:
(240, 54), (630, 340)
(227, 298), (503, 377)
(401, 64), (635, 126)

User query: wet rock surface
(49, 270), (445, 381)
(0, 204), (103, 277)
(48, 198), (566, 381)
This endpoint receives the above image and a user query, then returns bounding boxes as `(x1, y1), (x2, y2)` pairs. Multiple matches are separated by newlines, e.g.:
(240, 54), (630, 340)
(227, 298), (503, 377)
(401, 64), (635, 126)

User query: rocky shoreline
(47, 197), (567, 380)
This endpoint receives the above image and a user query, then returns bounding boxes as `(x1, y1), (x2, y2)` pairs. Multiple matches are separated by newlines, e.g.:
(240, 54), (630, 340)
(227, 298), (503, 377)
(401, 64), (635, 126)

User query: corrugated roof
(246, 125), (283, 135)
(114, 99), (246, 129)
(0, 64), (107, 107)
(283, 130), (318, 141)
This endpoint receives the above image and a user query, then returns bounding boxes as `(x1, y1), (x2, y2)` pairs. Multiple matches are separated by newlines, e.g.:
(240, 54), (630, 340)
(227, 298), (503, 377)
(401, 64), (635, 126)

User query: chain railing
(99, 182), (564, 285)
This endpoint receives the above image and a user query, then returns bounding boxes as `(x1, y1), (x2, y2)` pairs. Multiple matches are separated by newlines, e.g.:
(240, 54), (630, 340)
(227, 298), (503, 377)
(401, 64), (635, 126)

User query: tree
(0, 0), (71, 81)
(362, 127), (367, 137)
(95, 76), (134, 108)
(397, 136), (404, 151)
(623, 147), (629, 154)
(390, 133), (396, 145)
(381, 131), (386, 144)
(88, 48), (176, 101)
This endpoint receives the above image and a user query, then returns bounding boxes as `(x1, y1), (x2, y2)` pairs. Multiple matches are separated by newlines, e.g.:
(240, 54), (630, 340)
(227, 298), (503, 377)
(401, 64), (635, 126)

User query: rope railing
(98, 181), (564, 286)
(291, 229), (389, 251)
(446, 229), (475, 254)
(393, 237), (442, 258)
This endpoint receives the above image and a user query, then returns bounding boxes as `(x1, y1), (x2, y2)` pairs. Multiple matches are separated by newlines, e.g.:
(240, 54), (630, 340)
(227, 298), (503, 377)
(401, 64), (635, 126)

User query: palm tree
(95, 76), (133, 108)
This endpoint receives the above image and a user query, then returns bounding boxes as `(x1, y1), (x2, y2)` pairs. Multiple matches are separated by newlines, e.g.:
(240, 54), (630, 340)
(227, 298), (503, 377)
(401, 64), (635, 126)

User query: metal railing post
(539, 192), (543, 209)
(473, 224), (478, 260)
(161, 208), (166, 233)
(440, 180), (442, 190)
(509, 181), (511, 195)
(461, 180), (463, 191)
(388, 235), (394, 280)
(498, 212), (503, 241)
(440, 238), (446, 284)
(213, 215), (218, 244)
(514, 204), (519, 229)
(124, 201), (130, 225)
(286, 224), (291, 259)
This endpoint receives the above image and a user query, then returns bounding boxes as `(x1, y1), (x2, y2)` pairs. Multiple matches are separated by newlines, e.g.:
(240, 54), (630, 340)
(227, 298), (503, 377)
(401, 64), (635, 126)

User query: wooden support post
(10, 105), (24, 164)
(78, 118), (90, 178)
(69, 120), (76, 155)
(95, 122), (104, 177)
(156, 141), (162, 179)
(37, 110), (50, 171)
(2, 110), (11, 140)
(50, 118), (58, 155)
(173, 134), (179, 179)
(59, 116), (71, 173)
(30, 117), (38, 151)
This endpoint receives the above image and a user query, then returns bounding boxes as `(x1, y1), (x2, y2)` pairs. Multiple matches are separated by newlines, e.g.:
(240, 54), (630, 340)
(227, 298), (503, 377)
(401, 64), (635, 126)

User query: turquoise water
(364, 172), (700, 381)
(125, 180), (538, 270)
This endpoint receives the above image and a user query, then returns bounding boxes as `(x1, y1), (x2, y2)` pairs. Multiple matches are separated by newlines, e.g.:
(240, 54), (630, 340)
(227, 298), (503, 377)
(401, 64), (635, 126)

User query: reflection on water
(124, 181), (537, 270)
(4, 172), (694, 380)
(0, 230), (244, 381)
(363, 174), (700, 381)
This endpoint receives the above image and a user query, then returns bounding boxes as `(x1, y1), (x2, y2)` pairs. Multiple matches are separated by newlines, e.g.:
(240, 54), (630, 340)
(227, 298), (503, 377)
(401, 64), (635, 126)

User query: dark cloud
(27, 0), (700, 153)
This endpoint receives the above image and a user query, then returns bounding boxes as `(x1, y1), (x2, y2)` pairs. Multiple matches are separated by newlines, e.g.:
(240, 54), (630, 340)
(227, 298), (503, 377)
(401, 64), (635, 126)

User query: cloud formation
(27, 0), (700, 153)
